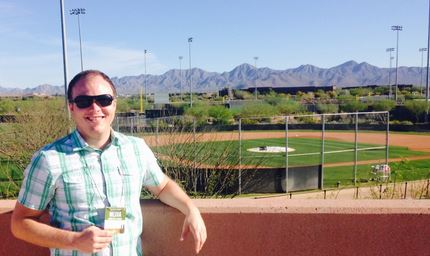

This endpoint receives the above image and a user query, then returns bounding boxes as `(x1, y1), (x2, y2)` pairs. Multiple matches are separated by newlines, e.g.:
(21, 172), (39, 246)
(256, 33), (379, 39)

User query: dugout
(240, 165), (322, 193)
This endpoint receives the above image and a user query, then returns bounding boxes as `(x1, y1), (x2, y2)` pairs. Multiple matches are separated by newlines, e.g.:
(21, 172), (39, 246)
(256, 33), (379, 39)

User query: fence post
(385, 111), (390, 165)
(321, 114), (325, 190)
(354, 112), (358, 186)
(285, 116), (289, 194)
(404, 182), (408, 199)
(156, 118), (159, 148)
(238, 118), (242, 195)
(192, 118), (197, 194)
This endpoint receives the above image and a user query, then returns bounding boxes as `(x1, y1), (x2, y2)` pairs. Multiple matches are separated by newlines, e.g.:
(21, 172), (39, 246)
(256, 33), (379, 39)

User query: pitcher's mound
(247, 146), (295, 153)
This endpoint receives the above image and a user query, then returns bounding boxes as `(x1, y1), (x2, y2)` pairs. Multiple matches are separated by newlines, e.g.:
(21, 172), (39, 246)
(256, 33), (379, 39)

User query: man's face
(68, 74), (116, 143)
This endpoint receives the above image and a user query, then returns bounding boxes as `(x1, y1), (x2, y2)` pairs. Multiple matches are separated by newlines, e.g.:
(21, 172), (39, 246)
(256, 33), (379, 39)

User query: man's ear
(68, 103), (74, 112)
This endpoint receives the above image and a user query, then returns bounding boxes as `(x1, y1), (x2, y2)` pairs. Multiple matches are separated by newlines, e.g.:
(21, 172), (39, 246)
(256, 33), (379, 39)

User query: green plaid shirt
(18, 130), (165, 256)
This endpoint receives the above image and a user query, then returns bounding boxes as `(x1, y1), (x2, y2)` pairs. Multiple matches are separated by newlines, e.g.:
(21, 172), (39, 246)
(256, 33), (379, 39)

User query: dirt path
(144, 131), (430, 151)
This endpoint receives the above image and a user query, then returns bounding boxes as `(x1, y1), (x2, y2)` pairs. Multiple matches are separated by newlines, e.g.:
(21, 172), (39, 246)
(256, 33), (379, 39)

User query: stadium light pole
(419, 48), (428, 96)
(69, 8), (86, 72)
(386, 48), (395, 99)
(391, 25), (402, 102)
(254, 56), (259, 100)
(179, 56), (183, 101)
(426, 0), (430, 102)
(188, 37), (193, 107)
(144, 49), (147, 104)
(60, 0), (69, 117)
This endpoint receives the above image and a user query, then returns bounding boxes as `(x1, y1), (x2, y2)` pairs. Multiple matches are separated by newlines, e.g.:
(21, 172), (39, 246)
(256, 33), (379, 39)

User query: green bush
(184, 103), (210, 125)
(277, 100), (303, 115)
(0, 99), (15, 114)
(237, 103), (278, 118)
(0, 100), (71, 198)
(208, 105), (233, 125)
(404, 100), (429, 123)
(316, 103), (339, 114)
(340, 100), (368, 112)
(233, 90), (253, 100)
(372, 99), (396, 112)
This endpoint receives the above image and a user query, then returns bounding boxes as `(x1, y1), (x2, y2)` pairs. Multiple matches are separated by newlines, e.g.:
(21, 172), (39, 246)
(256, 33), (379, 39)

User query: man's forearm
(157, 177), (197, 215)
(11, 215), (76, 250)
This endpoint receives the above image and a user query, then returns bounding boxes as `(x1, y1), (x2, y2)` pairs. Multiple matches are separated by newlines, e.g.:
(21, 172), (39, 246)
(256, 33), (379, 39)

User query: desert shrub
(340, 100), (368, 112)
(316, 103), (339, 114)
(263, 90), (283, 106)
(277, 100), (303, 115)
(0, 99), (15, 114)
(208, 105), (233, 125)
(0, 101), (72, 198)
(404, 100), (429, 123)
(184, 103), (210, 125)
(372, 99), (396, 112)
(237, 103), (278, 118)
(233, 90), (253, 100)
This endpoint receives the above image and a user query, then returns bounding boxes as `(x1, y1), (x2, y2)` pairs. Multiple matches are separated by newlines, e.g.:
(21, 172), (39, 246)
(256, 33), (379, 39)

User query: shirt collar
(71, 129), (119, 152)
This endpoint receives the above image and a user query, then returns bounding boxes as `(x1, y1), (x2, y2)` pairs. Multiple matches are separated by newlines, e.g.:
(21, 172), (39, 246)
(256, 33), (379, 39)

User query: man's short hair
(67, 70), (117, 101)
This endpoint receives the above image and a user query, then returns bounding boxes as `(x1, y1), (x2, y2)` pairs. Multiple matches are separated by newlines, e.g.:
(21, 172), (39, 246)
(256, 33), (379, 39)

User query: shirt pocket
(61, 170), (91, 207)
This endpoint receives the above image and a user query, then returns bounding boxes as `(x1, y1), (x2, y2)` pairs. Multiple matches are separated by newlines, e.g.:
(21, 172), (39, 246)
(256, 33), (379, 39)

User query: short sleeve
(18, 151), (55, 211)
(139, 139), (165, 187)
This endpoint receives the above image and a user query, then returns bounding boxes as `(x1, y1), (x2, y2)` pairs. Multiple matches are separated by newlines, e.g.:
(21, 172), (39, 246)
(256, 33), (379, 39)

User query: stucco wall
(1, 199), (429, 256)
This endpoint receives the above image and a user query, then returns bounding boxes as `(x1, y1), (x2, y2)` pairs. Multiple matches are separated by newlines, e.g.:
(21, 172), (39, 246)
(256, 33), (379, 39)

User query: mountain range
(0, 60), (424, 96)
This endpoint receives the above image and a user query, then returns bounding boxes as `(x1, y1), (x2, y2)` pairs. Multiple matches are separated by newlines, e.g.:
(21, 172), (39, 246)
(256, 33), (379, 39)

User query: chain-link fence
(115, 112), (393, 195)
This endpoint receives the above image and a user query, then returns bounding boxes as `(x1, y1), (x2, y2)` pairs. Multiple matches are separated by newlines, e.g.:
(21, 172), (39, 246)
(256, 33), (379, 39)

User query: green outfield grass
(324, 159), (430, 188)
(156, 137), (427, 168)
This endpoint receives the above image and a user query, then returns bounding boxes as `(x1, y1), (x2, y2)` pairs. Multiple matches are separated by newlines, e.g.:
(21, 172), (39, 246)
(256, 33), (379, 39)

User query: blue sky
(0, 0), (429, 88)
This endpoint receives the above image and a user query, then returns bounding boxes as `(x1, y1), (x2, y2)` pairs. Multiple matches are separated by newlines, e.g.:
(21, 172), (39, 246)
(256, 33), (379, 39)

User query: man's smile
(85, 116), (106, 122)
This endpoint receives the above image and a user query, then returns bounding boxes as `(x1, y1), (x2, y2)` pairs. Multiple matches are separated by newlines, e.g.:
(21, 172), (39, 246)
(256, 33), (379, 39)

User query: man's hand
(180, 207), (207, 254)
(148, 176), (208, 254)
(72, 226), (113, 253)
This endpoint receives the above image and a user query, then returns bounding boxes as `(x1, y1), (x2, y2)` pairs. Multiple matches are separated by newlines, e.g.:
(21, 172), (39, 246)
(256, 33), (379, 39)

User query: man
(11, 70), (207, 255)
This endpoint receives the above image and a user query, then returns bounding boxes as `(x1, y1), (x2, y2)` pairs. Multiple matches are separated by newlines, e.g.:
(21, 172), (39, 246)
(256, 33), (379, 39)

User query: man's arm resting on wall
(11, 202), (113, 253)
(146, 175), (207, 254)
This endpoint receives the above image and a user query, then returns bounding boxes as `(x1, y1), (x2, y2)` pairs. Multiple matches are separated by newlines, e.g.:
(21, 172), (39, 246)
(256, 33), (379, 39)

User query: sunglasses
(70, 94), (115, 109)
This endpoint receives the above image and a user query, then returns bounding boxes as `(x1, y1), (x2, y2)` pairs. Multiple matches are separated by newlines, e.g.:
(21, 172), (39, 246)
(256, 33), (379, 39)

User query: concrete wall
(1, 199), (429, 256)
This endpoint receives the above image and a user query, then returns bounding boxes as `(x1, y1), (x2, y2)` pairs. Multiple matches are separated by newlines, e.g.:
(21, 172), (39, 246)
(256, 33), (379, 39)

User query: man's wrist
(67, 231), (81, 250)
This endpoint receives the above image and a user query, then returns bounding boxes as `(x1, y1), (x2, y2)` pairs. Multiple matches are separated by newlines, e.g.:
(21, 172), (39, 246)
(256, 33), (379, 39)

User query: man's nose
(88, 99), (102, 109)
